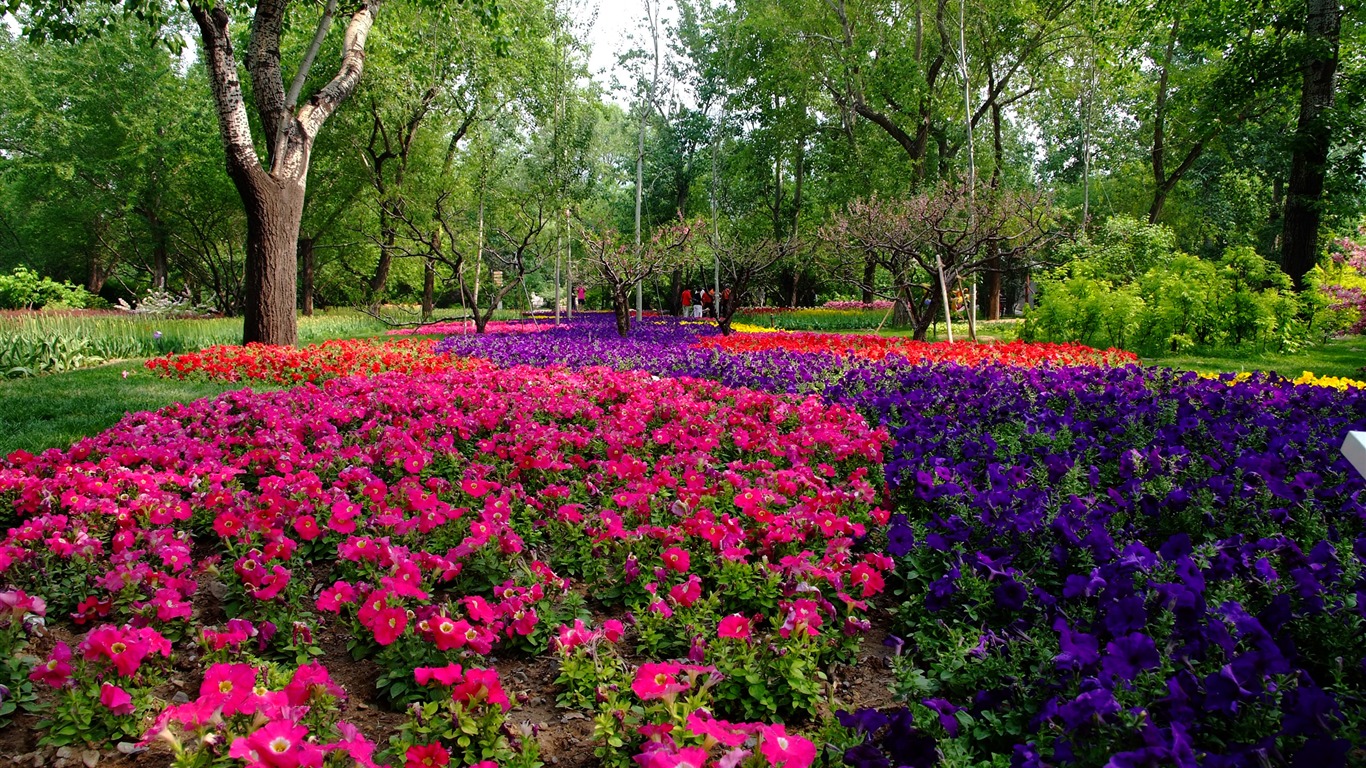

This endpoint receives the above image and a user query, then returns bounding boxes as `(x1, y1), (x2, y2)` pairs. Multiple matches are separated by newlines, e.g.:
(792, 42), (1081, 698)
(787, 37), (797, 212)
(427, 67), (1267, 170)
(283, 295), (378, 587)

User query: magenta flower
(99, 683), (135, 715)
(632, 662), (690, 700)
(717, 614), (752, 641)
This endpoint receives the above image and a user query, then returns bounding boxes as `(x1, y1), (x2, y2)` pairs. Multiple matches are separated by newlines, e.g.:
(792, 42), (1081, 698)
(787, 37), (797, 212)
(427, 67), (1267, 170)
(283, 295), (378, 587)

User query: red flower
(30, 641), (71, 687)
(717, 614), (752, 641)
(451, 667), (510, 712)
(757, 723), (816, 767)
(199, 663), (260, 716)
(661, 547), (691, 573)
(371, 606), (408, 646)
(404, 743), (451, 768)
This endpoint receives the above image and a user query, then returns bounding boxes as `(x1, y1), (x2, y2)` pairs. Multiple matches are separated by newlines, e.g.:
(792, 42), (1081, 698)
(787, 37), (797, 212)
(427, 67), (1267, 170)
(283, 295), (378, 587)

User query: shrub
(0, 268), (94, 310)
(1025, 246), (1346, 354)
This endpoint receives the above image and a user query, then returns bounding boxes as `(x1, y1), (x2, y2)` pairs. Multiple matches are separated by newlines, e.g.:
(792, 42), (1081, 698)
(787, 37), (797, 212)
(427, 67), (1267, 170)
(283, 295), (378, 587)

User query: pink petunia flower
(99, 683), (135, 715)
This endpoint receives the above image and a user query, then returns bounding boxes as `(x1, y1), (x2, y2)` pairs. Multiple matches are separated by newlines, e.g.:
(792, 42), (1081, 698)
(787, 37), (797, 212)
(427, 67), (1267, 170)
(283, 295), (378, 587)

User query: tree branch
(191, 3), (264, 180)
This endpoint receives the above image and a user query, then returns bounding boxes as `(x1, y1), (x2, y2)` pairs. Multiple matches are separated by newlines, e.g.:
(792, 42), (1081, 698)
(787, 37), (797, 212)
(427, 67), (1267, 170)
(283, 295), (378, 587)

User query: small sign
(1343, 432), (1366, 479)
(492, 271), (504, 287)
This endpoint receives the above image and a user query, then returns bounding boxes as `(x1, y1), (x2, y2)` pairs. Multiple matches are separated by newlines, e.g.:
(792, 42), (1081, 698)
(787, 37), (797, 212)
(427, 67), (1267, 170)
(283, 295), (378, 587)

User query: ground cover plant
(146, 338), (469, 383)
(0, 359), (891, 766)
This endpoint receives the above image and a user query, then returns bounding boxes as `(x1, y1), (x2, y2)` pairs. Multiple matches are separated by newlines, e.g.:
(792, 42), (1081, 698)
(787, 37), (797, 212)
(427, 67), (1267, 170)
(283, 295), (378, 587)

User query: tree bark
(614, 289), (631, 337)
(1281, 0), (1342, 289)
(422, 257), (435, 320)
(192, 0), (380, 346)
(862, 258), (876, 303)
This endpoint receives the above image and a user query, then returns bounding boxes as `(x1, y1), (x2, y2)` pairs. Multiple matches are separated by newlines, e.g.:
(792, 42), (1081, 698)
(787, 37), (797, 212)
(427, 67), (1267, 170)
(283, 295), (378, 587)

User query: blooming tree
(577, 218), (700, 337)
(821, 183), (1057, 339)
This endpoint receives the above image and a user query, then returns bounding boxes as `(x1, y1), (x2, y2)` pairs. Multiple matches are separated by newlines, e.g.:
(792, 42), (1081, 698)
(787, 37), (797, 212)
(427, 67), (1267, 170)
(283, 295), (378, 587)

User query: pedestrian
(680, 287), (692, 318)
(692, 288), (703, 318)
(701, 288), (714, 317)
(576, 284), (586, 311)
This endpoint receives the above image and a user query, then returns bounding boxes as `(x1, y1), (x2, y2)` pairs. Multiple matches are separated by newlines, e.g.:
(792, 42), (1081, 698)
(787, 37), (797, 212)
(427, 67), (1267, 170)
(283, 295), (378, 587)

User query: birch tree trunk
(191, 0), (380, 345)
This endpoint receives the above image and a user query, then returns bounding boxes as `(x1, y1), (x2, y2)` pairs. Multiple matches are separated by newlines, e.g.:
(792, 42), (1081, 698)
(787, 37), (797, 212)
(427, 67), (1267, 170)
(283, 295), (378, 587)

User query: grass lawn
(1143, 335), (1366, 379)
(0, 360), (283, 457)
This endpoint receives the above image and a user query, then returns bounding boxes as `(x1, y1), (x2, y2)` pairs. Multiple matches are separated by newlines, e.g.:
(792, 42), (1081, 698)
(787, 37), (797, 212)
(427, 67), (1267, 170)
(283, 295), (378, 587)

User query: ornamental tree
(577, 219), (700, 337)
(822, 183), (1057, 340)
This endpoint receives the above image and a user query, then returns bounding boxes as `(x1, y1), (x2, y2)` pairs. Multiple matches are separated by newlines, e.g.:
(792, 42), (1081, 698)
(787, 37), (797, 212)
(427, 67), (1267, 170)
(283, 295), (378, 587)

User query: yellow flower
(1292, 371), (1366, 390)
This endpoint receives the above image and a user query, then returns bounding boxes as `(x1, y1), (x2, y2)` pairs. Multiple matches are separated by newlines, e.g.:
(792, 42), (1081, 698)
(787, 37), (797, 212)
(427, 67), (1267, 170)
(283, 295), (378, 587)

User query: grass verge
(0, 360), (283, 457)
(1143, 336), (1366, 379)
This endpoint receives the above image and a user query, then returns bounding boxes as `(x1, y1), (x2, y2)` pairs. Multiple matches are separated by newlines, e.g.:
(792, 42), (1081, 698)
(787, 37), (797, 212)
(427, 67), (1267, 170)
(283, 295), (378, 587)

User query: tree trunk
(911, 302), (936, 341)
(151, 214), (169, 291)
(1281, 0), (1342, 289)
(191, 0), (379, 346)
(988, 83), (1004, 319)
(239, 177), (305, 346)
(614, 289), (631, 337)
(422, 257), (434, 320)
(368, 205), (397, 301)
(862, 258), (876, 303)
(985, 259), (1002, 320)
(668, 269), (682, 315)
(298, 235), (315, 316)
(87, 259), (106, 295)
(892, 296), (913, 328)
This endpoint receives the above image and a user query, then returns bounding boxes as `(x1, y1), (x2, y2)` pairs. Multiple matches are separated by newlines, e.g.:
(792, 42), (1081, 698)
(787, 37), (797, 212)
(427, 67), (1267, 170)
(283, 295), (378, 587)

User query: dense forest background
(0, 0), (1362, 331)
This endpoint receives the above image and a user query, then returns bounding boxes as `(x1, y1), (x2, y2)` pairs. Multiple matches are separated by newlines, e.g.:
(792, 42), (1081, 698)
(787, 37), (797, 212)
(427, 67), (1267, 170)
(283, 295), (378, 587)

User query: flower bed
(0, 364), (890, 764)
(386, 320), (556, 337)
(145, 337), (472, 383)
(697, 331), (1137, 366)
(436, 317), (1366, 765)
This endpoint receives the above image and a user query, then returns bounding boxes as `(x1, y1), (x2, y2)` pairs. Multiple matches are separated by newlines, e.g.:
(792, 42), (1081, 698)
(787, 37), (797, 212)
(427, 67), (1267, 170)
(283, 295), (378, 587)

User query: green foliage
(1026, 223), (1354, 354)
(1055, 216), (1179, 285)
(0, 267), (94, 310)
(733, 308), (890, 331)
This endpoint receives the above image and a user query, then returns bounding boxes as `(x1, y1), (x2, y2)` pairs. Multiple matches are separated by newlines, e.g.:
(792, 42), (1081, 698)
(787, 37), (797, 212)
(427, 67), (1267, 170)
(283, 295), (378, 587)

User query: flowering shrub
(584, 658), (820, 768)
(1319, 229), (1366, 335)
(33, 623), (172, 747)
(821, 301), (895, 311)
(0, 590), (45, 725)
(387, 663), (536, 767)
(146, 338), (476, 383)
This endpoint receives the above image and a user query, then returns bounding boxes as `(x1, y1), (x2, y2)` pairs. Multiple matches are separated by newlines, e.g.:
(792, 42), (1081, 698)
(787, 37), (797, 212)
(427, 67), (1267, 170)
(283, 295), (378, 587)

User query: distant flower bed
(697, 331), (1137, 366)
(146, 337), (474, 383)
(821, 300), (895, 310)
(386, 320), (558, 336)
(1204, 370), (1366, 390)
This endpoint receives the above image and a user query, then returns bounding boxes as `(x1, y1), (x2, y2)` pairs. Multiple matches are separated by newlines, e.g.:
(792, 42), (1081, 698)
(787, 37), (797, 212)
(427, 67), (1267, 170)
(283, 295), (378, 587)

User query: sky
(575, 0), (674, 101)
